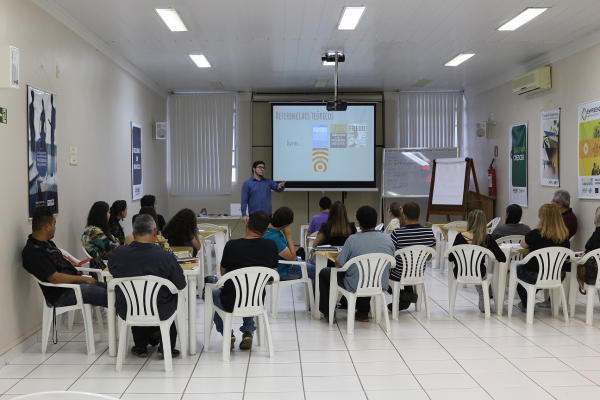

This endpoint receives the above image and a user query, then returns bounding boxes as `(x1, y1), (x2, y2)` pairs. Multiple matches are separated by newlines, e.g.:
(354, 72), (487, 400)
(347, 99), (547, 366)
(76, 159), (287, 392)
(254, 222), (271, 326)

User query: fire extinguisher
(488, 158), (497, 197)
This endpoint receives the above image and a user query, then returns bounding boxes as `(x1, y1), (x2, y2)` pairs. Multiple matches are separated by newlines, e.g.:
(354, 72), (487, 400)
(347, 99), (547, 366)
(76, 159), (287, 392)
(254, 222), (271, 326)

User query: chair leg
(526, 286), (536, 324)
(391, 282), (400, 321)
(204, 290), (214, 352)
(449, 281), (458, 318)
(176, 309), (188, 359)
(271, 283), (281, 319)
(328, 285), (338, 327)
(559, 286), (569, 323)
(422, 283), (431, 318)
(68, 310), (76, 330)
(380, 293), (391, 333)
(115, 319), (128, 372)
(255, 316), (262, 347)
(305, 280), (315, 314)
(482, 283), (491, 319)
(159, 323), (173, 372)
(82, 305), (96, 355)
(346, 295), (357, 335)
(415, 284), (422, 312)
(585, 284), (595, 325)
(41, 305), (53, 354)
(373, 296), (381, 324)
(95, 307), (106, 342)
(222, 314), (233, 362)
(507, 273), (517, 318)
(262, 311), (275, 358)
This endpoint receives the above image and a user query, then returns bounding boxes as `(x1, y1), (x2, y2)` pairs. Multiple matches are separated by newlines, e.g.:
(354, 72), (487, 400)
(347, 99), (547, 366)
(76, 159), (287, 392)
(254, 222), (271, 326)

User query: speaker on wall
(475, 121), (489, 139)
(156, 122), (167, 139)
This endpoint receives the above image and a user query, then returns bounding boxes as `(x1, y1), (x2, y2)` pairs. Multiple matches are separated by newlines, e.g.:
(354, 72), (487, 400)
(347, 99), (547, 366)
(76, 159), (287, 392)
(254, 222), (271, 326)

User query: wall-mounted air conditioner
(513, 66), (551, 96)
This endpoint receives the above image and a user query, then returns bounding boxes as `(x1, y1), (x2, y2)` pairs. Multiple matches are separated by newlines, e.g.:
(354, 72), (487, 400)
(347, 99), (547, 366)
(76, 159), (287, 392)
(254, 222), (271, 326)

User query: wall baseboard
(0, 325), (41, 366)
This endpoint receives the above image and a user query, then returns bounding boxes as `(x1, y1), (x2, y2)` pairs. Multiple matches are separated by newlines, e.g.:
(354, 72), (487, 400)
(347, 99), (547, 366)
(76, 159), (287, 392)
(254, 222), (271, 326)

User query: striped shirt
(390, 224), (436, 281)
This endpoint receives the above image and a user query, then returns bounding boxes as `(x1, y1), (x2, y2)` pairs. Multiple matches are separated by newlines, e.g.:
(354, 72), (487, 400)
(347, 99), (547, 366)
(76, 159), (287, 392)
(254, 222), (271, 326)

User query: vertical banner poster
(131, 122), (143, 200)
(509, 122), (528, 207)
(578, 99), (600, 199)
(27, 85), (58, 218)
(541, 109), (560, 187)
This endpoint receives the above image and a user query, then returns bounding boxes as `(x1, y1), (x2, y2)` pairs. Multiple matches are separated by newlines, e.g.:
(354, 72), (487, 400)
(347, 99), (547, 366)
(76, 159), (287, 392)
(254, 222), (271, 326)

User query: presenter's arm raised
(270, 179), (285, 192)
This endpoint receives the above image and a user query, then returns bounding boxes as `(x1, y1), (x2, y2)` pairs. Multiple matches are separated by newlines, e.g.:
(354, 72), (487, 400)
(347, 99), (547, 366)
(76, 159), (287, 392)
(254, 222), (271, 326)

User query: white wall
(464, 42), (600, 250)
(0, 0), (167, 354)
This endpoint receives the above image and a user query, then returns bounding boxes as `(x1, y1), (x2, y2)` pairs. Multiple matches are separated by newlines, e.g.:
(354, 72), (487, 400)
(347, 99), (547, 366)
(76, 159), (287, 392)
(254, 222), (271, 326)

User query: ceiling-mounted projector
(326, 100), (347, 111)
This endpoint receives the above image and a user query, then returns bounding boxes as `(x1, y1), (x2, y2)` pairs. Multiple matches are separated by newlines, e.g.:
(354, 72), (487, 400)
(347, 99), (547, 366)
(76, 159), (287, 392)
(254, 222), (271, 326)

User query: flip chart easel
(426, 157), (482, 221)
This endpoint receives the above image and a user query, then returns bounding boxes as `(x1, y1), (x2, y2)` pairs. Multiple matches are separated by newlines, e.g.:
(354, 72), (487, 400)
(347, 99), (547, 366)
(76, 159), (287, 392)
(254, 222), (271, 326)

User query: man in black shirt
(212, 211), (278, 350)
(108, 214), (186, 358)
(22, 210), (107, 308)
(131, 194), (166, 231)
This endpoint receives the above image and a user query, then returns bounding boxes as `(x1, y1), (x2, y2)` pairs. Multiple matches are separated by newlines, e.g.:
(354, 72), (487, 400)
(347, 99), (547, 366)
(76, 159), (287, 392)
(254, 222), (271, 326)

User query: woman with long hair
(449, 209), (506, 312)
(81, 201), (119, 259)
(384, 202), (406, 234)
(516, 204), (570, 312)
(162, 208), (201, 256)
(109, 200), (127, 245)
(124, 206), (168, 245)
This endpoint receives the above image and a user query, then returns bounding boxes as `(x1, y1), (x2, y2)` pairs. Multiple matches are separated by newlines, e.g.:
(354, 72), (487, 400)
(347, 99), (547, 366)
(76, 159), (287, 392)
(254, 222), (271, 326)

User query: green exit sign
(0, 107), (6, 124)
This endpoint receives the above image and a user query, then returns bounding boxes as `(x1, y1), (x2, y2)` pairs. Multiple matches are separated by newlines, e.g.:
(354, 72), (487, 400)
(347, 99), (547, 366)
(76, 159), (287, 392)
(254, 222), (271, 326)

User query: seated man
(307, 196), (331, 235)
(491, 204), (531, 240)
(389, 202), (436, 311)
(132, 194), (166, 231)
(108, 215), (186, 358)
(262, 206), (302, 281)
(22, 210), (107, 309)
(212, 211), (278, 350)
(553, 189), (578, 238)
(318, 205), (395, 322)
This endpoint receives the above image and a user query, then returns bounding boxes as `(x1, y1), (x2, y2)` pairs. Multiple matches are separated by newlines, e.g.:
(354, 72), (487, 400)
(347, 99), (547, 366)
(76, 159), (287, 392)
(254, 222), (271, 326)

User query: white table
(103, 263), (200, 357)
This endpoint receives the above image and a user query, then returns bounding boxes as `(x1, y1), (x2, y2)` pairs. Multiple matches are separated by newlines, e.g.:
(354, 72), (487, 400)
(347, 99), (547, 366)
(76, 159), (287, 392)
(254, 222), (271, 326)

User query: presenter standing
(241, 161), (286, 222)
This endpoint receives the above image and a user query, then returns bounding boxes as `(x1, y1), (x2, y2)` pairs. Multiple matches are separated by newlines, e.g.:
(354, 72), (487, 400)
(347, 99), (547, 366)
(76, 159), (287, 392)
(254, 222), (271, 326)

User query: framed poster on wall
(27, 85), (58, 218)
(131, 122), (142, 200)
(509, 122), (528, 207)
(540, 109), (560, 187)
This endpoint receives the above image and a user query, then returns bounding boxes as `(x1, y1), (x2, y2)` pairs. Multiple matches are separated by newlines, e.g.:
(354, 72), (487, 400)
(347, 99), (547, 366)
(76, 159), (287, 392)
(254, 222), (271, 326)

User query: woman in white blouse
(384, 202), (406, 234)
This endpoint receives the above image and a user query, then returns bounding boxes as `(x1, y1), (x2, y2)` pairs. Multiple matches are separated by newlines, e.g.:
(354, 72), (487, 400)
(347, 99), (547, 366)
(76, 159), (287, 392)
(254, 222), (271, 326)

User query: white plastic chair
(14, 392), (119, 399)
(574, 249), (600, 325)
(32, 276), (97, 355)
(107, 276), (188, 372)
(270, 260), (314, 318)
(441, 229), (460, 273)
(198, 223), (227, 274)
(375, 223), (384, 232)
(444, 244), (497, 318)
(204, 267), (279, 361)
(328, 253), (396, 334)
(507, 247), (574, 324)
(300, 224), (310, 248)
(487, 217), (501, 233)
(391, 246), (436, 319)
(430, 224), (443, 269)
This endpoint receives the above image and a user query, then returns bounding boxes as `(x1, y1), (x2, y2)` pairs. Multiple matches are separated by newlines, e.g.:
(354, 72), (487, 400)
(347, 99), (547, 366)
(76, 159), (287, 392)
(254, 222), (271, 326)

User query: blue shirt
(336, 230), (395, 293)
(308, 211), (329, 233)
(241, 176), (284, 217)
(262, 227), (292, 277)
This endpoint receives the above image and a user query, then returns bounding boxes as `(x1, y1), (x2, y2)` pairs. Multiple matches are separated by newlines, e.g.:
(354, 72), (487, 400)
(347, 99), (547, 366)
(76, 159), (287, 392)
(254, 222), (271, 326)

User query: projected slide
(272, 103), (376, 189)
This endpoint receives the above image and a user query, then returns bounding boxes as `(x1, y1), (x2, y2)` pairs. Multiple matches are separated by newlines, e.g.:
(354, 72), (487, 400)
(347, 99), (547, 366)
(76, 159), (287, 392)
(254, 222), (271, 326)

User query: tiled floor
(3, 267), (600, 399)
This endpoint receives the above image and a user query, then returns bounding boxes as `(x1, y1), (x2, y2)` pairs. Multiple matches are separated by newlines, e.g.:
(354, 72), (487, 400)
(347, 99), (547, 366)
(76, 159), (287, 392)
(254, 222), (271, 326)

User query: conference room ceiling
(51, 0), (600, 94)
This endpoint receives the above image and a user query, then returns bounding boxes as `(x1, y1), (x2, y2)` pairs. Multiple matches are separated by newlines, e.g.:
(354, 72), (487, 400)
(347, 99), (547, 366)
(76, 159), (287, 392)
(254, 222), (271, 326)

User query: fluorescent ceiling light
(155, 8), (188, 32)
(338, 7), (366, 30)
(498, 8), (548, 31)
(189, 54), (211, 68)
(315, 78), (329, 87)
(445, 53), (475, 66)
(322, 61), (335, 66)
(209, 80), (224, 89)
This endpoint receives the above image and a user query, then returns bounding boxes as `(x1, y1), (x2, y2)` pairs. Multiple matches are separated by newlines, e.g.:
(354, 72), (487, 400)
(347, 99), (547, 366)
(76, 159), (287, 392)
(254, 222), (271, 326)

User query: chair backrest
(519, 247), (575, 288)
(375, 223), (384, 232)
(579, 249), (600, 287)
(14, 392), (119, 400)
(339, 253), (396, 296)
(214, 267), (279, 317)
(81, 244), (93, 259)
(213, 231), (226, 266)
(487, 217), (501, 233)
(443, 221), (467, 230)
(447, 229), (460, 247)
(107, 276), (178, 323)
(444, 244), (496, 283)
(395, 246), (436, 285)
(496, 235), (525, 261)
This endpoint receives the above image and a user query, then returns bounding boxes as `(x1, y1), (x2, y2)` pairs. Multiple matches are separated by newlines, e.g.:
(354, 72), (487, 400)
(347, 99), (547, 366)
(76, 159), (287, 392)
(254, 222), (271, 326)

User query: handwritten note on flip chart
(382, 147), (459, 198)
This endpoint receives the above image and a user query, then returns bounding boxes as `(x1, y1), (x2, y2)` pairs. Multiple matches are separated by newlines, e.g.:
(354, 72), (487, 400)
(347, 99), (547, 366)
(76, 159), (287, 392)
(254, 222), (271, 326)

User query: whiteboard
(431, 158), (467, 205)
(382, 147), (459, 197)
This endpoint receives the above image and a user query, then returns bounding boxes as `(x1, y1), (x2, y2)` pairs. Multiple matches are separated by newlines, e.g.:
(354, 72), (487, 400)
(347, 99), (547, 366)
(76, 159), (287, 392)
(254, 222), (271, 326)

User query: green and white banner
(509, 122), (528, 207)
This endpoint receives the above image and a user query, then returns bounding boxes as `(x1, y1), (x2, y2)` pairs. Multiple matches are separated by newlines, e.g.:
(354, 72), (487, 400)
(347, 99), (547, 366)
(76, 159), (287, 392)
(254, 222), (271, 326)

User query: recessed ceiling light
(322, 61), (335, 66)
(444, 53), (475, 67)
(155, 8), (188, 32)
(338, 7), (366, 30)
(315, 78), (329, 87)
(209, 80), (224, 89)
(412, 79), (434, 88)
(498, 8), (548, 31)
(189, 54), (211, 68)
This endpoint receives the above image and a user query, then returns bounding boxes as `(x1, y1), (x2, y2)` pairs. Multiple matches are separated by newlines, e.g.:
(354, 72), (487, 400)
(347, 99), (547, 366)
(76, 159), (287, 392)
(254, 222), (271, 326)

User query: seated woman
(491, 204), (531, 240)
(517, 204), (570, 312)
(81, 201), (119, 259)
(384, 202), (406, 234)
(109, 200), (127, 245)
(449, 209), (506, 312)
(124, 206), (168, 245)
(577, 206), (600, 293)
(162, 208), (201, 257)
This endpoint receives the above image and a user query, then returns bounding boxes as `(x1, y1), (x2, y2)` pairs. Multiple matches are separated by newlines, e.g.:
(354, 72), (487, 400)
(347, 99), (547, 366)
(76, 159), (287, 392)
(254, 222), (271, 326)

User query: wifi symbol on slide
(312, 148), (329, 172)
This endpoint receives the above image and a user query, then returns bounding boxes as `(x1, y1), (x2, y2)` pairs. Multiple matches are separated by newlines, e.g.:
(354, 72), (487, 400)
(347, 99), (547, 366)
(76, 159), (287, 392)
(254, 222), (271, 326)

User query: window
(232, 100), (237, 182)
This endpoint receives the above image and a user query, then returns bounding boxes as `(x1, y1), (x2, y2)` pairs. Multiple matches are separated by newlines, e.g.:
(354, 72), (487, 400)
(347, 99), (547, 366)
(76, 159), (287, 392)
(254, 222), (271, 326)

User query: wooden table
(103, 261), (200, 357)
(312, 250), (340, 319)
